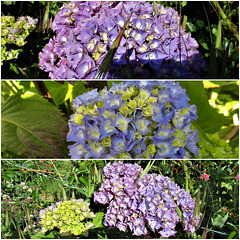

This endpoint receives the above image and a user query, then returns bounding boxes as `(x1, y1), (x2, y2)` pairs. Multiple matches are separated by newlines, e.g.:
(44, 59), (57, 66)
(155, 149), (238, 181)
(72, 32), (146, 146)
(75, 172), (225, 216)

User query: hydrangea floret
(67, 81), (199, 159)
(94, 161), (200, 237)
(1, 16), (38, 64)
(39, 199), (96, 236)
(39, 1), (206, 79)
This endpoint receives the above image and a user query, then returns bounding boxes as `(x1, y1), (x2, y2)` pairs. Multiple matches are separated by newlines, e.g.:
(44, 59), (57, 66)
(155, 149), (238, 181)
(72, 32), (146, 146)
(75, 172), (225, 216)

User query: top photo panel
(1, 1), (239, 79)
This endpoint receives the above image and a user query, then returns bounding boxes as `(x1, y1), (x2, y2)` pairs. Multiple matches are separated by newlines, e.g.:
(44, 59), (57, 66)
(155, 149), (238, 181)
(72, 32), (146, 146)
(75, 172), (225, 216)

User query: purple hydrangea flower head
(39, 1), (206, 79)
(67, 81), (199, 159)
(94, 162), (200, 237)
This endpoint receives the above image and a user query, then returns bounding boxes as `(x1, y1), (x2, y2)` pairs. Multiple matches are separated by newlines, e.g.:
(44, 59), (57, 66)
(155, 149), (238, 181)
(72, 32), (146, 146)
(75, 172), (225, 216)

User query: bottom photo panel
(1, 160), (239, 239)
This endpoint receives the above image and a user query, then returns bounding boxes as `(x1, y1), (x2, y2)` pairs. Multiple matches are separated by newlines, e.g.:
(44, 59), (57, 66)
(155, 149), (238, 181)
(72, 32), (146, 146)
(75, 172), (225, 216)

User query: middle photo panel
(1, 80), (239, 160)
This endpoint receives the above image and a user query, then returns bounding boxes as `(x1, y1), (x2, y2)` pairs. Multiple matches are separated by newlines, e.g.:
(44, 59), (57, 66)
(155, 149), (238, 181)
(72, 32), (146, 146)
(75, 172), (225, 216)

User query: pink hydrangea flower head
(199, 173), (209, 181)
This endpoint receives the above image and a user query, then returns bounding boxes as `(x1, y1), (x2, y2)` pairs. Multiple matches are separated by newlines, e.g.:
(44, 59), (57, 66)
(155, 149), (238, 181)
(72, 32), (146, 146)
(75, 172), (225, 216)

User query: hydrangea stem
(32, 81), (55, 105)
(182, 161), (189, 193)
(50, 160), (64, 182)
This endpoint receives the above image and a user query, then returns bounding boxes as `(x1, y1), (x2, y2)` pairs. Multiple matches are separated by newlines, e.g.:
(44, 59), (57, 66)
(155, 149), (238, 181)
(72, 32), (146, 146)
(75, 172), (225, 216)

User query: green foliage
(198, 133), (239, 159)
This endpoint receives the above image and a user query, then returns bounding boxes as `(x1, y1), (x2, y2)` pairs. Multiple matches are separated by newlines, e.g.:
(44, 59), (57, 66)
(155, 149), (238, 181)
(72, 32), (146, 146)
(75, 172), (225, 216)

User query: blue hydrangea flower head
(39, 1), (206, 79)
(94, 162), (200, 237)
(67, 81), (199, 159)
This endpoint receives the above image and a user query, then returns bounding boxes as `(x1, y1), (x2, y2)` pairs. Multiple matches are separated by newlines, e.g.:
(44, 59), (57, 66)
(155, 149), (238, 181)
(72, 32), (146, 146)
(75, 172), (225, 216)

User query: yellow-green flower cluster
(1, 16), (38, 64)
(39, 199), (96, 236)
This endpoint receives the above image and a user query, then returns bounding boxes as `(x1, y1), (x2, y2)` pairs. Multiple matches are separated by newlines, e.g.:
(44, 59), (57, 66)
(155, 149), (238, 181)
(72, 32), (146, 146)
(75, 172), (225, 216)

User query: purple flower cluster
(94, 161), (200, 237)
(39, 1), (206, 79)
(67, 81), (199, 159)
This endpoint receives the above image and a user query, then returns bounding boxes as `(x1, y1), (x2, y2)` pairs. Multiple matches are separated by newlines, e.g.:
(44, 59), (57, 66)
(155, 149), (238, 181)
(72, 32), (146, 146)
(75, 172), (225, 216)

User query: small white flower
(27, 197), (32, 200)
(20, 182), (25, 186)
(6, 179), (14, 184)
(28, 188), (32, 193)
(2, 195), (8, 199)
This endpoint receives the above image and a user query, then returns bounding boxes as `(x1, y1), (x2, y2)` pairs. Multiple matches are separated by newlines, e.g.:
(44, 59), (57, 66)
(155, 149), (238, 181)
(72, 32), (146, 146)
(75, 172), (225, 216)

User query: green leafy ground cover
(1, 160), (239, 239)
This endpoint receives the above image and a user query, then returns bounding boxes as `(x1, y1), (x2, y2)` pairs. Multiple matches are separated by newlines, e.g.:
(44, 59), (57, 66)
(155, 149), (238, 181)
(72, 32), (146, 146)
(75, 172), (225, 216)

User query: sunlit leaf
(179, 81), (230, 133)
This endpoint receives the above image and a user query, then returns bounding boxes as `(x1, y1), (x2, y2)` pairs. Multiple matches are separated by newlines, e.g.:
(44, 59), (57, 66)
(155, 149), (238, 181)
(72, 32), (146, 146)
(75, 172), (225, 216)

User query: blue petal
(135, 118), (151, 135)
(67, 123), (85, 144)
(152, 137), (177, 158)
(110, 132), (127, 155)
(85, 122), (100, 141)
(85, 140), (105, 158)
(73, 88), (99, 106)
(155, 125), (175, 140)
(99, 117), (119, 140)
(68, 143), (87, 159)
(185, 130), (199, 156)
(111, 112), (132, 134)
(152, 102), (165, 123)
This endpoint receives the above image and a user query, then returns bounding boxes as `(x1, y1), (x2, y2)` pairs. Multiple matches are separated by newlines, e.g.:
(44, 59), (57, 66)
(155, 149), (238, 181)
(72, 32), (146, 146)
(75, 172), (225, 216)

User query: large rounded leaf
(1, 92), (67, 158)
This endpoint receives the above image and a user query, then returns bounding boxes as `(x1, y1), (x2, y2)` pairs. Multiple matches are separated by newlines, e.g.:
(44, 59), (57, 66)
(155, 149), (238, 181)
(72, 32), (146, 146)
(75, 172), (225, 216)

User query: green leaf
(179, 81), (230, 133)
(10, 63), (19, 75)
(44, 81), (69, 105)
(216, 21), (222, 49)
(42, 2), (50, 31)
(138, 160), (155, 181)
(211, 212), (228, 228)
(68, 174), (75, 184)
(196, 19), (205, 29)
(181, 1), (187, 7)
(92, 212), (104, 229)
(32, 188), (39, 200)
(200, 41), (209, 50)
(186, 22), (197, 32)
(1, 92), (67, 158)
(72, 81), (87, 100)
(228, 231), (236, 239)
(31, 231), (56, 239)
(79, 176), (89, 186)
(1, 175), (12, 182)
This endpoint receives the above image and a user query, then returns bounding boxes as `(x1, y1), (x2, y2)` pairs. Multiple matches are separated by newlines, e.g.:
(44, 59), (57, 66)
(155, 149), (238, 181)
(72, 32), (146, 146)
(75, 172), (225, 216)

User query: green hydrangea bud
(1, 16), (37, 64)
(39, 199), (96, 236)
